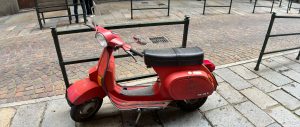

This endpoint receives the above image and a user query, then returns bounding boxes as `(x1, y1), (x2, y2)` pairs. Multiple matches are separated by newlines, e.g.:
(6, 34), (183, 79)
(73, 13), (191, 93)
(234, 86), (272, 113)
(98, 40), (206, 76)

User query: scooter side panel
(154, 65), (217, 100)
(67, 78), (106, 105)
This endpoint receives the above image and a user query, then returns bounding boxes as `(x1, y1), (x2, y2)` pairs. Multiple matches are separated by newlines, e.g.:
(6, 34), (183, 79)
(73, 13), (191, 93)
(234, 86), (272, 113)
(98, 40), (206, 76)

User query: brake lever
(125, 50), (137, 62)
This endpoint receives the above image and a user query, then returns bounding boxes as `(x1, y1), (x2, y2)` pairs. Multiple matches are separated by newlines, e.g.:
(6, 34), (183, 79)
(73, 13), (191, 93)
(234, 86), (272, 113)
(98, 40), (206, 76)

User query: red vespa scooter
(66, 26), (218, 122)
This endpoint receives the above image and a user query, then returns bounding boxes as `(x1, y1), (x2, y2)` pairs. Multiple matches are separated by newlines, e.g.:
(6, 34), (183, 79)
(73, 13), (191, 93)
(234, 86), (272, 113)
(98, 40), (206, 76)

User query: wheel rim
(79, 99), (99, 118)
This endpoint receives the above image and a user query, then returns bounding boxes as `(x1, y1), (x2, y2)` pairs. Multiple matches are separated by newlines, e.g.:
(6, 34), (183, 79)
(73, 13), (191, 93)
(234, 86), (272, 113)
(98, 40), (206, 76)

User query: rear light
(203, 60), (215, 72)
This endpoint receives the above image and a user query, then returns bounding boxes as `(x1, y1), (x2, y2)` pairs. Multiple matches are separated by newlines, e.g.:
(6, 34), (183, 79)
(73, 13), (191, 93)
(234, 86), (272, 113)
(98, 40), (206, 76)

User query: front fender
(67, 78), (106, 105)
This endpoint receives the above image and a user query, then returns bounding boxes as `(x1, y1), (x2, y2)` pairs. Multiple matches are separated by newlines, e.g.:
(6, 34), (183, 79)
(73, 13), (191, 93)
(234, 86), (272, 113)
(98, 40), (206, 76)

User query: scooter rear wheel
(70, 98), (102, 122)
(177, 97), (207, 112)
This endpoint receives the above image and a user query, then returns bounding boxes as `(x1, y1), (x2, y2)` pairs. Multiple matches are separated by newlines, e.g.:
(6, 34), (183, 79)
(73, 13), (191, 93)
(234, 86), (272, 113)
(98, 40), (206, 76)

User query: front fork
(66, 66), (106, 106)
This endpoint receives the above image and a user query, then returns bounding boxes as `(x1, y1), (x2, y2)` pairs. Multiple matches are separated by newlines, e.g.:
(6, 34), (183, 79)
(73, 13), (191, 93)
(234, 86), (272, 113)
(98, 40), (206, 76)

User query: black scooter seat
(144, 47), (204, 67)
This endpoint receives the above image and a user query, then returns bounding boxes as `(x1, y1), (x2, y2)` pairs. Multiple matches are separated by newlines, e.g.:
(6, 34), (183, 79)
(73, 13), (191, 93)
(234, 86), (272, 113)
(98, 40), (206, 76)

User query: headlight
(95, 33), (107, 47)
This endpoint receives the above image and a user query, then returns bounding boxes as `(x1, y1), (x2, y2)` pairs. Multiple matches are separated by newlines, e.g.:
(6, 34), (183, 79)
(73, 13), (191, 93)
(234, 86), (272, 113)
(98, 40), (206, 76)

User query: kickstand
(135, 109), (142, 127)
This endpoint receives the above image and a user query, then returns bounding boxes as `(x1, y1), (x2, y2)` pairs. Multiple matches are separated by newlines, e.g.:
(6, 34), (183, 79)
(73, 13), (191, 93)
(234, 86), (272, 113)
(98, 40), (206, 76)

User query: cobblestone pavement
(1, 0), (300, 104)
(0, 52), (300, 127)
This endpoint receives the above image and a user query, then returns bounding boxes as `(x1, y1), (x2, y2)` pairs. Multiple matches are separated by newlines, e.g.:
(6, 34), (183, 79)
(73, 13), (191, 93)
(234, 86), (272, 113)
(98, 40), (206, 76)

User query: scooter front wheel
(177, 97), (207, 112)
(70, 98), (102, 122)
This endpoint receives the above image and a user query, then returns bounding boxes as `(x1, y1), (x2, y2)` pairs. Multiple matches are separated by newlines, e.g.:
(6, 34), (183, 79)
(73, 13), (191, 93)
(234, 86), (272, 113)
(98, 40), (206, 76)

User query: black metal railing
(202, 0), (233, 15)
(252, 0), (275, 13)
(51, 16), (190, 88)
(130, 0), (171, 19)
(254, 13), (300, 71)
(286, 0), (300, 14)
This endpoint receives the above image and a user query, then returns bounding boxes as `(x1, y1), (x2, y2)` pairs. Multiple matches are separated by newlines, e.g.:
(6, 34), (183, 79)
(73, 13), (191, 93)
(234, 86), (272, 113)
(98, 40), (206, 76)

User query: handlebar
(130, 49), (144, 57)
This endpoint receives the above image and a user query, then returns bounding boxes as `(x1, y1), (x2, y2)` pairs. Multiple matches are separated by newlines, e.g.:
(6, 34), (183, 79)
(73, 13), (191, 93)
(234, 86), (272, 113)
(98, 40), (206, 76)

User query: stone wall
(0, 0), (19, 16)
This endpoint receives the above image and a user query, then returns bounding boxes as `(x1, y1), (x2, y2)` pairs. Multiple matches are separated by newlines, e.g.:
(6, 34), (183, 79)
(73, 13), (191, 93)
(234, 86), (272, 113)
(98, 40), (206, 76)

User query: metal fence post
(229, 0), (233, 14)
(254, 13), (276, 71)
(270, 0), (275, 13)
(131, 0), (133, 19)
(253, 0), (257, 13)
(167, 0), (171, 16)
(182, 16), (190, 48)
(279, 0), (282, 7)
(51, 27), (70, 87)
(203, 0), (207, 15)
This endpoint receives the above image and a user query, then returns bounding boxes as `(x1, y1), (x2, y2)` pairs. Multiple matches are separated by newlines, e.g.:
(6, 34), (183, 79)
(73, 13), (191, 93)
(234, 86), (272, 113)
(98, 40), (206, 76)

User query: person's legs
(73, 0), (79, 23)
(85, 0), (92, 15)
(89, 0), (94, 14)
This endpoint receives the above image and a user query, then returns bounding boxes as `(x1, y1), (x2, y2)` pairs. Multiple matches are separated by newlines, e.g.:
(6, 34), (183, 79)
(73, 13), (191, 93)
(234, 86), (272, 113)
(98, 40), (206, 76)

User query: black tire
(70, 98), (102, 122)
(177, 97), (207, 112)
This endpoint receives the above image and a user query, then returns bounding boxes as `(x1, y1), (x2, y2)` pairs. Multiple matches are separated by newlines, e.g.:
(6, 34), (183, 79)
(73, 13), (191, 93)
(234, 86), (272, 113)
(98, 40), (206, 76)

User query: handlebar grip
(130, 49), (144, 57)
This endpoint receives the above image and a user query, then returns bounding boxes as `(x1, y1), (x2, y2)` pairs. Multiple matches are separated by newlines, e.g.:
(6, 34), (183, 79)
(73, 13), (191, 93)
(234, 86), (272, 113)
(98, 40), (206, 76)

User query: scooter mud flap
(67, 78), (105, 105)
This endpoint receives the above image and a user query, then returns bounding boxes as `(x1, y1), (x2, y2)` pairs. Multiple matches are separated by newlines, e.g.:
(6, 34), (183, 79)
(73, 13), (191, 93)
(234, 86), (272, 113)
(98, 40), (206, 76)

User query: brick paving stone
(229, 65), (259, 80)
(159, 109), (211, 127)
(235, 101), (275, 127)
(241, 87), (278, 110)
(282, 82), (300, 100)
(266, 122), (282, 127)
(0, 107), (16, 127)
(11, 102), (46, 127)
(216, 82), (247, 104)
(122, 110), (161, 127)
(77, 103), (122, 127)
(284, 53), (300, 64)
(205, 105), (254, 127)
(214, 68), (252, 90)
(213, 73), (224, 83)
(281, 70), (300, 83)
(271, 56), (300, 73)
(295, 109), (300, 117)
(41, 99), (75, 127)
(77, 115), (123, 127)
(269, 90), (300, 110)
(243, 63), (293, 86)
(262, 59), (290, 72)
(248, 78), (279, 93)
(200, 92), (228, 112)
(266, 106), (300, 127)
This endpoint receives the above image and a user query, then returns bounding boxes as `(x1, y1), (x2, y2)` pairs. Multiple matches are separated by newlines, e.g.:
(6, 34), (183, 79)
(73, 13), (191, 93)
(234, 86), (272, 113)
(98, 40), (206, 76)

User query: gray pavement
(0, 51), (300, 127)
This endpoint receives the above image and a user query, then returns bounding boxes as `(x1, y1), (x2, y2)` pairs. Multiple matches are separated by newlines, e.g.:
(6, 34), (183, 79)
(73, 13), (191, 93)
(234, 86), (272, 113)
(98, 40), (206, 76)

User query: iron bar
(255, 13), (300, 71)
(57, 18), (188, 35)
(51, 27), (70, 87)
(264, 47), (300, 54)
(275, 15), (300, 19)
(182, 16), (190, 48)
(52, 17), (190, 88)
(132, 8), (169, 10)
(43, 14), (84, 19)
(269, 32), (300, 37)
(202, 0), (233, 15)
(130, 0), (171, 19)
(254, 13), (276, 71)
(253, 0), (275, 13)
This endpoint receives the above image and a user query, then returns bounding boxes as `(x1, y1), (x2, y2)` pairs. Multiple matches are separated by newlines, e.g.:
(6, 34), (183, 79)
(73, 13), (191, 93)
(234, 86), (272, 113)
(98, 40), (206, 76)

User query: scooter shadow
(76, 103), (205, 127)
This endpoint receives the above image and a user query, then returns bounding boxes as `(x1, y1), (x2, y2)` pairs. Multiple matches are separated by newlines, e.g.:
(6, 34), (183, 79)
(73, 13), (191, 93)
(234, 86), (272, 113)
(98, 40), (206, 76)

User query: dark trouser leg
(85, 0), (92, 15)
(73, 0), (79, 23)
(88, 0), (94, 14)
(67, 8), (72, 24)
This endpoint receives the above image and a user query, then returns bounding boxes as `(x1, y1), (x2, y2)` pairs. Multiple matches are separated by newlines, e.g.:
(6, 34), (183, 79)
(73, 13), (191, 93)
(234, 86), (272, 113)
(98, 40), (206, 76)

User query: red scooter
(66, 25), (218, 122)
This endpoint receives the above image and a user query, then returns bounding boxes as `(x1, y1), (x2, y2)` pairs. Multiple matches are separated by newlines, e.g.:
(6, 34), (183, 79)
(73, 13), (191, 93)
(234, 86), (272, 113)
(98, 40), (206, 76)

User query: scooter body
(66, 26), (218, 122)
